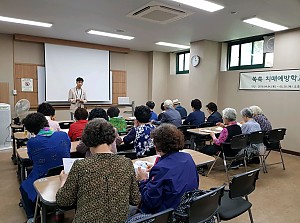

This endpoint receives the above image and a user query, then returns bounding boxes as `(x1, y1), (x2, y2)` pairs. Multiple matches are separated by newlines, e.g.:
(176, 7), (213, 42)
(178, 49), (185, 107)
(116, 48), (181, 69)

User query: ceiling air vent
(127, 1), (194, 24)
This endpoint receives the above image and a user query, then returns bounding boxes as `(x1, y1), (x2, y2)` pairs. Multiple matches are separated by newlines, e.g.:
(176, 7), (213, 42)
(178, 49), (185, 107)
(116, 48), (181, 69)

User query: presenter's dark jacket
(206, 111), (223, 125)
(153, 108), (182, 127)
(139, 151), (199, 214)
(56, 153), (140, 223)
(183, 110), (205, 127)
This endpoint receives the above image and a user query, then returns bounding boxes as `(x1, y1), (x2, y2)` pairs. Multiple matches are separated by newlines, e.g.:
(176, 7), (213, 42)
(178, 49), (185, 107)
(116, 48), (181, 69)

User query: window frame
(176, 51), (190, 74)
(227, 35), (272, 71)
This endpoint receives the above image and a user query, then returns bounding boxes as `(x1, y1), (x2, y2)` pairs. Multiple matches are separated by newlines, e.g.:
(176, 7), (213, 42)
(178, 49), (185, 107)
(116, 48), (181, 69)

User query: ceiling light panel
(156, 42), (190, 49)
(87, 30), (135, 40)
(0, 16), (52, 27)
(171, 0), (224, 12)
(243, 18), (288, 31)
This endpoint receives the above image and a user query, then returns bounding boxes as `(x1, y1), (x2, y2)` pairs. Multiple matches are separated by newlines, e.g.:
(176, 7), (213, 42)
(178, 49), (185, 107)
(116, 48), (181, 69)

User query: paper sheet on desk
(133, 161), (153, 174)
(63, 158), (84, 173)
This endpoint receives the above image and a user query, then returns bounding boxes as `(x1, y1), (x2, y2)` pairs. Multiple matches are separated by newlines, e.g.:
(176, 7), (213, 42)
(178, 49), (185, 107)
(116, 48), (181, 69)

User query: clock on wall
(191, 55), (200, 67)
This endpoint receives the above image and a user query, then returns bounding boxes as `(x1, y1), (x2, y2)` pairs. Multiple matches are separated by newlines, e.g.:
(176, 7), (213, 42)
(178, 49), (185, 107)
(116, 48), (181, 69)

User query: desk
(11, 124), (25, 164)
(132, 149), (215, 167)
(33, 175), (60, 223)
(12, 131), (29, 164)
(187, 127), (223, 149)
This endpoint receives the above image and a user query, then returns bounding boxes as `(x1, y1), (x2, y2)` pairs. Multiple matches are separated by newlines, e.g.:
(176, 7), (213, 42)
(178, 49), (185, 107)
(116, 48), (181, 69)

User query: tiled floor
(0, 148), (299, 222)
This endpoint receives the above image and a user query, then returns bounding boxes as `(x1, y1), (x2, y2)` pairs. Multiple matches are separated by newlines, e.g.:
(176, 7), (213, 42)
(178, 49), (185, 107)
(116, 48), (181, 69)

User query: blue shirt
(20, 131), (70, 201)
(241, 119), (261, 134)
(149, 111), (158, 121)
(206, 111), (223, 125)
(123, 123), (156, 156)
(139, 151), (199, 214)
(153, 108), (182, 127)
(175, 105), (187, 119)
(183, 110), (205, 127)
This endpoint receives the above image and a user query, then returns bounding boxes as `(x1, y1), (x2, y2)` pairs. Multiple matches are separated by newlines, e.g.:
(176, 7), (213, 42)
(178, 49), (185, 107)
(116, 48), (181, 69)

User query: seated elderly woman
(21, 113), (70, 223)
(37, 102), (60, 131)
(137, 124), (199, 214)
(123, 105), (156, 157)
(206, 102), (223, 125)
(68, 107), (88, 141)
(56, 118), (140, 223)
(200, 108), (242, 157)
(249, 105), (272, 131)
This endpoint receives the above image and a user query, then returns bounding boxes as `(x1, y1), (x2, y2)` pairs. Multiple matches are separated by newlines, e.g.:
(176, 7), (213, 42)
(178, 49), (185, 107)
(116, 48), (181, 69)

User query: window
(228, 36), (274, 70)
(176, 51), (190, 74)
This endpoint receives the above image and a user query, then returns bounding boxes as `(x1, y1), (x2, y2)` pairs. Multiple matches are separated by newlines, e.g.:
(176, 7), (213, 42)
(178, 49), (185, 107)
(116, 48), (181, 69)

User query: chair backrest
(189, 186), (225, 223)
(229, 169), (260, 199)
(46, 165), (64, 177)
(249, 131), (266, 145)
(132, 208), (174, 223)
(230, 134), (249, 150)
(59, 121), (74, 129)
(266, 128), (286, 143)
(178, 125), (197, 133)
(199, 122), (215, 128)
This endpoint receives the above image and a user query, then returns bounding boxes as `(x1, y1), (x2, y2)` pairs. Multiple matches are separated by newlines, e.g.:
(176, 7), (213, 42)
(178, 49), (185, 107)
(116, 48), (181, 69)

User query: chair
(46, 165), (64, 177)
(178, 125), (196, 149)
(218, 169), (260, 223)
(263, 128), (286, 172)
(248, 131), (267, 172)
(221, 134), (249, 182)
(199, 122), (215, 128)
(131, 208), (174, 223)
(175, 186), (225, 223)
(58, 121), (74, 129)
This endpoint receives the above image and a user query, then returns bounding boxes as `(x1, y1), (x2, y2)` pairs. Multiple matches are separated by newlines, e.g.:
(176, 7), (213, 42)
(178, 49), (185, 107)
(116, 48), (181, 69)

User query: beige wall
(0, 34), (14, 106)
(168, 40), (221, 115)
(218, 29), (300, 152)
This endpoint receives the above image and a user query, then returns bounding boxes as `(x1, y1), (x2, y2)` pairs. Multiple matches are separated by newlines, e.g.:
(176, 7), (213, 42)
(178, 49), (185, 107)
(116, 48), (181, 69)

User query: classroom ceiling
(0, 0), (300, 52)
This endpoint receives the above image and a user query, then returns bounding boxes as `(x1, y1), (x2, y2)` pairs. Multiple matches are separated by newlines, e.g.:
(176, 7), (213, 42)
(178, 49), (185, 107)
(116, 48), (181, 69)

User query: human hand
(59, 170), (68, 187)
(136, 167), (148, 181)
(210, 132), (215, 137)
(216, 122), (225, 128)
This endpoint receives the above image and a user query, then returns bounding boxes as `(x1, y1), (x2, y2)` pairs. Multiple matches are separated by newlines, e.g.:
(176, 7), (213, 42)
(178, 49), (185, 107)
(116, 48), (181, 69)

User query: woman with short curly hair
(56, 118), (140, 223)
(137, 124), (199, 214)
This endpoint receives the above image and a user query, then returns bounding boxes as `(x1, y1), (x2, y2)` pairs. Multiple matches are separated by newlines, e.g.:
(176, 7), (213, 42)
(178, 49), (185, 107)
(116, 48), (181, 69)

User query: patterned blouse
(253, 114), (272, 131)
(123, 124), (155, 156)
(56, 153), (140, 223)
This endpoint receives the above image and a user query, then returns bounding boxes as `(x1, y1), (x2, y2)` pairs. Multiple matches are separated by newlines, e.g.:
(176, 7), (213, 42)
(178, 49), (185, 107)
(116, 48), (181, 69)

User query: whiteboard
(45, 43), (110, 102)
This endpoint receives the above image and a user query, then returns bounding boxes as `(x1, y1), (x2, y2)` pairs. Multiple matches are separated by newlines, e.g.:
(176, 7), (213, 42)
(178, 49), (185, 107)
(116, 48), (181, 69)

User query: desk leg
(190, 135), (196, 150)
(41, 203), (47, 223)
(20, 159), (25, 182)
(33, 196), (40, 222)
(11, 136), (17, 164)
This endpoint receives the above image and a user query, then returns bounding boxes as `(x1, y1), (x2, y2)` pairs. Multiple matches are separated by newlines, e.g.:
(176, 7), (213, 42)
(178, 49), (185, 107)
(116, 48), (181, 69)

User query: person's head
(76, 77), (84, 89)
(37, 102), (55, 117)
(241, 108), (253, 122)
(74, 108), (88, 121)
(160, 102), (165, 111)
(134, 105), (151, 123)
(172, 99), (180, 107)
(151, 124), (184, 154)
(163, 100), (173, 110)
(146, 101), (155, 110)
(82, 118), (116, 148)
(206, 102), (218, 114)
(107, 106), (120, 118)
(249, 105), (263, 116)
(88, 108), (108, 121)
(22, 113), (49, 135)
(222, 108), (237, 124)
(191, 99), (202, 110)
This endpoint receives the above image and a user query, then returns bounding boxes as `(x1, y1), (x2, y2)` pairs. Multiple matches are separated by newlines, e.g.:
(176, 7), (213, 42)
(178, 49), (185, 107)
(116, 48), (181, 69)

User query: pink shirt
(213, 121), (237, 146)
(45, 116), (61, 132)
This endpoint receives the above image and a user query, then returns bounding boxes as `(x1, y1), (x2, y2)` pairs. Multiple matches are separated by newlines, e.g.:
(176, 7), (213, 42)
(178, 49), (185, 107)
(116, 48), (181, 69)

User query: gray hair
(241, 108), (253, 118)
(249, 105), (263, 116)
(222, 108), (237, 121)
(164, 99), (173, 109)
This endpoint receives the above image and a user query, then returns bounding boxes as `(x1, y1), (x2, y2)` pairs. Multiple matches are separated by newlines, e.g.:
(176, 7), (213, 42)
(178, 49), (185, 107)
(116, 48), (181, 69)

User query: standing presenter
(68, 77), (87, 120)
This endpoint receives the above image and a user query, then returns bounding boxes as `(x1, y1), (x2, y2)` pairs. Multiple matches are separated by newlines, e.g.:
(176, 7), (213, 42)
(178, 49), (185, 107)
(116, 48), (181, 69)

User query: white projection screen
(45, 43), (110, 102)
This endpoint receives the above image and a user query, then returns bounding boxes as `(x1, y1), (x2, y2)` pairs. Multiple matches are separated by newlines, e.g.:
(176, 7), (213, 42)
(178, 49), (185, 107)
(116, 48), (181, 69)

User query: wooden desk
(12, 131), (29, 164)
(187, 127), (223, 149)
(132, 149), (215, 166)
(33, 175), (60, 223)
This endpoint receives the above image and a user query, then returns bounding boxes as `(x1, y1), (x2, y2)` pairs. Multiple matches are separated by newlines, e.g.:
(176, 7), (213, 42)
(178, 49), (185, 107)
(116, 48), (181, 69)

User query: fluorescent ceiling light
(156, 42), (190, 49)
(171, 0), (224, 12)
(0, 16), (52, 27)
(87, 30), (134, 40)
(243, 18), (288, 31)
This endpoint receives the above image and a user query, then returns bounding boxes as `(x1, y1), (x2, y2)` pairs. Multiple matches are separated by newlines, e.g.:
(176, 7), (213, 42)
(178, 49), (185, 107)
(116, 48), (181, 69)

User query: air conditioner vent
(127, 1), (194, 24)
